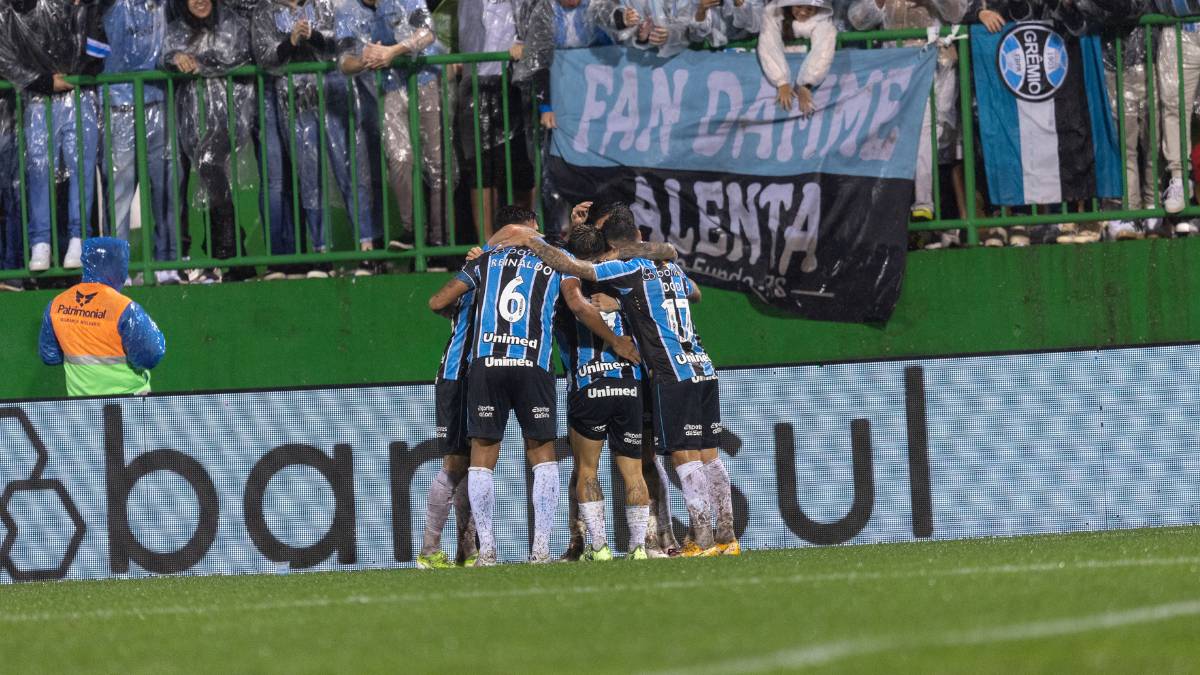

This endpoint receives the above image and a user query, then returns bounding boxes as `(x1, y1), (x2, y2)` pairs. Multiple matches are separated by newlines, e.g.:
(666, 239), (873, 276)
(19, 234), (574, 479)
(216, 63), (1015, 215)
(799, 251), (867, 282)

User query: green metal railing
(0, 15), (1196, 283)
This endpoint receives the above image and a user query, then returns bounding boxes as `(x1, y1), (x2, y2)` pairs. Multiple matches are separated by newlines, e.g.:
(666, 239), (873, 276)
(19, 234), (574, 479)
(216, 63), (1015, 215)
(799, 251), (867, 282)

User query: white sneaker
(1055, 223), (1079, 244)
(1164, 178), (1186, 214)
(306, 269), (330, 279)
(1174, 221), (1197, 236)
(1073, 229), (1101, 244)
(1009, 227), (1031, 247)
(29, 243), (50, 271)
(63, 237), (82, 269)
(1106, 220), (1141, 241)
(155, 270), (182, 285)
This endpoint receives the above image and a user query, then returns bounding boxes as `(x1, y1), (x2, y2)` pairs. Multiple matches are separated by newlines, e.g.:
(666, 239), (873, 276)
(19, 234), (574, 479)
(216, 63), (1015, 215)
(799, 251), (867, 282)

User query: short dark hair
(597, 202), (638, 243)
(565, 224), (608, 260)
(495, 205), (538, 229)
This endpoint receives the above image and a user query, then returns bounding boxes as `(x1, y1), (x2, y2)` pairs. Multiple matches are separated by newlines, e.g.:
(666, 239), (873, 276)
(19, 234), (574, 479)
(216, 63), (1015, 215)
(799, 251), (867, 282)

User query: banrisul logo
(0, 408), (86, 582)
(997, 23), (1068, 102)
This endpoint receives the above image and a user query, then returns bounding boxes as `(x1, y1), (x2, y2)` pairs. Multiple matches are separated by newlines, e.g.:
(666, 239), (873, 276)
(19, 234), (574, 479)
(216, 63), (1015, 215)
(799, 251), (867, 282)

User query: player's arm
(495, 229), (601, 280)
(429, 277), (471, 313)
(613, 241), (678, 262)
(38, 304), (63, 366)
(561, 278), (641, 365)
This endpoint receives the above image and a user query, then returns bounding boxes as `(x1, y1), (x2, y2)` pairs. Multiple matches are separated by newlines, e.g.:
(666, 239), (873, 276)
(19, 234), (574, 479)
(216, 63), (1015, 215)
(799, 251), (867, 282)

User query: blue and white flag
(971, 22), (1121, 206)
(85, 37), (111, 59)
(549, 46), (935, 323)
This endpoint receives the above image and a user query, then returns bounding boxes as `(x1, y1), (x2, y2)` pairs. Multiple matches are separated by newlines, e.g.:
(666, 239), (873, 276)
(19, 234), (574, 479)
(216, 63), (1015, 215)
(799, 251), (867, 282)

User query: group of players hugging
(417, 200), (738, 567)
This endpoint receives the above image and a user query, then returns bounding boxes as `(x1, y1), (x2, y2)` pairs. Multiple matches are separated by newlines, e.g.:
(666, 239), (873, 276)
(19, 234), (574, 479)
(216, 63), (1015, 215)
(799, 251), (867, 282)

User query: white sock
(579, 500), (607, 550)
(676, 460), (714, 549)
(468, 467), (496, 555)
(653, 456), (679, 548)
(626, 505), (649, 550)
(421, 469), (460, 555)
(452, 479), (477, 558)
(704, 458), (735, 544)
(531, 461), (560, 559)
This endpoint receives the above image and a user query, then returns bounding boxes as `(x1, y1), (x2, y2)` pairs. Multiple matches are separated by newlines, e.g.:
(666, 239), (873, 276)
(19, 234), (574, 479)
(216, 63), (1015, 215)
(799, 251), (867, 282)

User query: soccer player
(417, 246), (487, 569)
(556, 222), (651, 561)
(495, 206), (738, 557)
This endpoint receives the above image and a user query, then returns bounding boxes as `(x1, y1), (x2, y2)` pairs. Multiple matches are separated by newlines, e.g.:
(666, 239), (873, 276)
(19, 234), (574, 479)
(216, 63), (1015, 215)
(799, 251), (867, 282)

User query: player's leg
(559, 463), (586, 562)
(465, 366), (510, 567)
(569, 427), (610, 560)
(610, 383), (649, 559)
(515, 367), (561, 564)
(699, 378), (737, 554)
(418, 379), (472, 569)
(655, 378), (719, 557)
(641, 387), (679, 557)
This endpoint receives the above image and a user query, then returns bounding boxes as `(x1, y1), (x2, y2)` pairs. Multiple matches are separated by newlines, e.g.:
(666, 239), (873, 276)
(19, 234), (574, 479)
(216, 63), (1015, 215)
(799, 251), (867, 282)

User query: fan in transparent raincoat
(337, 0), (450, 254)
(252, 0), (377, 269)
(0, 0), (108, 273)
(594, 0), (710, 58)
(161, 0), (257, 279)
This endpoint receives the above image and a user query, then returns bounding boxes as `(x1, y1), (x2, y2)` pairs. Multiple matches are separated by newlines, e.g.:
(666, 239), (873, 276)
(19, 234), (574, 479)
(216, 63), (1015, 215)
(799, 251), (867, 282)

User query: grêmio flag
(970, 22), (1121, 206)
(546, 46), (936, 323)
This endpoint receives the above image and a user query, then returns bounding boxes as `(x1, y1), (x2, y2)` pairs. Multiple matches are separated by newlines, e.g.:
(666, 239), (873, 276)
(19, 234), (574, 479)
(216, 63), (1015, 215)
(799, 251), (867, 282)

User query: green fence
(0, 16), (1196, 284)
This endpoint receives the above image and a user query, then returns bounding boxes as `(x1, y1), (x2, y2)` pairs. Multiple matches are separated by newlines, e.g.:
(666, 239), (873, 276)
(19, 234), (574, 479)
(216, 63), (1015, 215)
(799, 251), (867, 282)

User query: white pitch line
(658, 600), (1200, 674)
(1, 555), (1198, 625)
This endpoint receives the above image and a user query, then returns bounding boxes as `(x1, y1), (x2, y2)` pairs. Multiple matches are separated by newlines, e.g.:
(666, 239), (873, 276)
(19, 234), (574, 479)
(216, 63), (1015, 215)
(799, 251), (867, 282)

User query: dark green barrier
(5, 237), (1200, 401)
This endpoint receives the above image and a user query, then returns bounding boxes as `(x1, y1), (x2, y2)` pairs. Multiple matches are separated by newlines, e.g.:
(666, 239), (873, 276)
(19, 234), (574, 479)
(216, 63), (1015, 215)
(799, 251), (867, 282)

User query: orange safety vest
(49, 282), (149, 396)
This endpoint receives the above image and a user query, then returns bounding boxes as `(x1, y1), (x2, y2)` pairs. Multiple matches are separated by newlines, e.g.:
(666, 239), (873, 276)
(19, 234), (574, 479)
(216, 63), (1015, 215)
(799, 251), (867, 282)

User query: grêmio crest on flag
(546, 46), (936, 324)
(971, 22), (1121, 207)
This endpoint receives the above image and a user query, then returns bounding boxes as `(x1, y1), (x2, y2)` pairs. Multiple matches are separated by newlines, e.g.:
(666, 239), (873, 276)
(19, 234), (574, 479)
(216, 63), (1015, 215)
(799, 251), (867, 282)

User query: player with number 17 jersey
(457, 244), (563, 441)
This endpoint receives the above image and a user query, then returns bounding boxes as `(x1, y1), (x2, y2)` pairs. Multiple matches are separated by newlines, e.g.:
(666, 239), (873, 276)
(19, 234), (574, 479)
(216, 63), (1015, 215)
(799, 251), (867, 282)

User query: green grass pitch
(2, 526), (1198, 673)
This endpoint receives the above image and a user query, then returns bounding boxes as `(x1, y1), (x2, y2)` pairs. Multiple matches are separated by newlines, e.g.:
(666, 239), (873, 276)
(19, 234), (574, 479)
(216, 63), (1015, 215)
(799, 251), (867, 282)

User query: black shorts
(435, 378), (470, 457)
(568, 378), (644, 458)
(651, 376), (722, 453)
(466, 364), (557, 441)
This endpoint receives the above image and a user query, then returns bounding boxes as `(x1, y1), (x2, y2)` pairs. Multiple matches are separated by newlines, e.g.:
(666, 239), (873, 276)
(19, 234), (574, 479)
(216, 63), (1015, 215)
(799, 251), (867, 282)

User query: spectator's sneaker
(1009, 227), (1031, 247)
(981, 228), (1007, 248)
(1164, 177), (1186, 214)
(63, 237), (82, 269)
(29, 243), (51, 272)
(387, 234), (415, 251)
(910, 204), (934, 222)
(352, 261), (374, 277)
(1106, 221), (1141, 241)
(0, 279), (23, 292)
(195, 269), (221, 285)
(1073, 228), (1102, 244)
(1055, 223), (1080, 244)
(628, 546), (648, 561)
(306, 268), (330, 279)
(1144, 218), (1166, 239)
(262, 267), (288, 281)
(924, 230), (961, 250)
(155, 270), (183, 285)
(415, 551), (454, 570)
(1175, 221), (1198, 236)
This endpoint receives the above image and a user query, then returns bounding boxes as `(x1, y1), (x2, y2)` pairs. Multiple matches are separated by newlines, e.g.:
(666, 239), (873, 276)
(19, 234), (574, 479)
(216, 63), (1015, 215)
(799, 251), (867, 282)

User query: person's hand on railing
(541, 111), (557, 129)
(52, 73), (74, 93)
(173, 54), (199, 75)
(978, 9), (1005, 32)
(291, 19), (311, 46)
(362, 42), (396, 70)
(695, 0), (720, 21)
(509, 43), (525, 61)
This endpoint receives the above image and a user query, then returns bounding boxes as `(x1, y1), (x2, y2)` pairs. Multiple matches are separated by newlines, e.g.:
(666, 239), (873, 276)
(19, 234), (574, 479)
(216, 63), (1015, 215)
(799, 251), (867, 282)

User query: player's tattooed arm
(428, 277), (470, 314)
(613, 241), (678, 262)
(528, 237), (600, 281)
(562, 278), (641, 365)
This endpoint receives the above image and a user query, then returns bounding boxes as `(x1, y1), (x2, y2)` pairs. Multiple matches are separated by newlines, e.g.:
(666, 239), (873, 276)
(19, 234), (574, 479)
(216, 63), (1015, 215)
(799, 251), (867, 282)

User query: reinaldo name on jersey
(488, 250), (557, 276)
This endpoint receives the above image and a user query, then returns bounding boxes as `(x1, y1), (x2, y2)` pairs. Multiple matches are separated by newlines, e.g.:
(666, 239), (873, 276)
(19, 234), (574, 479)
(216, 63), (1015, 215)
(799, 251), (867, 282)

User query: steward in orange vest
(39, 238), (166, 397)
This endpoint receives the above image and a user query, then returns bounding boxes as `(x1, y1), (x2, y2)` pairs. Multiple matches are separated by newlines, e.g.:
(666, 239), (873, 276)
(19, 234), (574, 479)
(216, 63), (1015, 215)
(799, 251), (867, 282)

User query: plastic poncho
(513, 0), (554, 107)
(848, 0), (966, 31)
(161, 0), (255, 205)
(104, 0), (168, 106)
(601, 0), (706, 57)
(0, 0), (107, 93)
(334, 0), (442, 96)
(754, 0), (837, 88)
(457, 0), (517, 76)
(39, 237), (167, 397)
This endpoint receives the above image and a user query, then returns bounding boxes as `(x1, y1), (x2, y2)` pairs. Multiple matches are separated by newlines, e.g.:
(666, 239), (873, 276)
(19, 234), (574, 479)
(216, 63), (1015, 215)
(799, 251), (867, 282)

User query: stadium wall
(3, 238), (1200, 401)
(2, 344), (1199, 582)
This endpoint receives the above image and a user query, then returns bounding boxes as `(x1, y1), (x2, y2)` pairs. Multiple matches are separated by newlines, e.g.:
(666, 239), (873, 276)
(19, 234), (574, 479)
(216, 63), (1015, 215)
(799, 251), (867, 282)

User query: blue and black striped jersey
(554, 276), (642, 391)
(593, 258), (714, 384)
(435, 284), (477, 383)
(457, 245), (563, 372)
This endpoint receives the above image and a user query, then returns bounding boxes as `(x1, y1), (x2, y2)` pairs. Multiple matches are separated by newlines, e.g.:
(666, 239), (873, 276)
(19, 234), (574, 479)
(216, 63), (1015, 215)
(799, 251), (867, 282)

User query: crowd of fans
(0, 0), (1191, 290)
